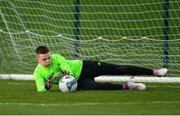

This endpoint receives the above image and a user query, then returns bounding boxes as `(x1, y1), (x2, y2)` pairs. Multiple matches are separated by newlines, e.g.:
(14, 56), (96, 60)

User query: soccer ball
(59, 75), (78, 92)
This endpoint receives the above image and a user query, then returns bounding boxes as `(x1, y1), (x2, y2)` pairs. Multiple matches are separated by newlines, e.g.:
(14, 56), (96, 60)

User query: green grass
(1, 80), (180, 115)
(0, 1), (180, 114)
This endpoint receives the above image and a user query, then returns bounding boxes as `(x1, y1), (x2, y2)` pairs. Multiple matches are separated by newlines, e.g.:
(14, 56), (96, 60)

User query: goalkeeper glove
(45, 73), (54, 90)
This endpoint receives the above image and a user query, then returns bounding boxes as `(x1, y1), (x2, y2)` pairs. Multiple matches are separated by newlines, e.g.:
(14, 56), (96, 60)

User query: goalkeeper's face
(36, 52), (51, 66)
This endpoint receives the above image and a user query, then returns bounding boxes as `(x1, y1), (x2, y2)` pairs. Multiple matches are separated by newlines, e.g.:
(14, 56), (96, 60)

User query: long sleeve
(34, 71), (47, 92)
(55, 54), (74, 76)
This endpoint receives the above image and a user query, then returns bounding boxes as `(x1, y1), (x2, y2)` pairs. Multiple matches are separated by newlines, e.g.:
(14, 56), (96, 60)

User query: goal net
(0, 0), (180, 82)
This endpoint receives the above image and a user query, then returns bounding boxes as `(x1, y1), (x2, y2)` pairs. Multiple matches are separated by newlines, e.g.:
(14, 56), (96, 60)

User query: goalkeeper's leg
(78, 78), (121, 90)
(81, 60), (168, 77)
(77, 78), (146, 90)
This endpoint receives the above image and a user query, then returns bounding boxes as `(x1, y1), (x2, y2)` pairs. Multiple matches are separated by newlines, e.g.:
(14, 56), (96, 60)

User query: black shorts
(77, 60), (153, 90)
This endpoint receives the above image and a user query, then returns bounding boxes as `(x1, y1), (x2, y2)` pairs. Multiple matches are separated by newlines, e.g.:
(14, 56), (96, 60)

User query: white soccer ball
(59, 75), (78, 92)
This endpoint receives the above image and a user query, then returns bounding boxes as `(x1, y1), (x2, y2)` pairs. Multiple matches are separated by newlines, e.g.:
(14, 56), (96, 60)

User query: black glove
(45, 74), (54, 90)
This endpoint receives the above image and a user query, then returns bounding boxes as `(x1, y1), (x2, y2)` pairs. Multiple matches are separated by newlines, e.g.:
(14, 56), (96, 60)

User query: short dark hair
(36, 46), (50, 54)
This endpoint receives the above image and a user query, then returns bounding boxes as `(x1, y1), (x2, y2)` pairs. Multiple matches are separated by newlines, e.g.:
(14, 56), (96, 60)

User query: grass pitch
(0, 80), (180, 115)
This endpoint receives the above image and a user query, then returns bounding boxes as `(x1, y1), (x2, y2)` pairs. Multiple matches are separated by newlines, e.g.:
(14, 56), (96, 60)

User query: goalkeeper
(34, 46), (168, 92)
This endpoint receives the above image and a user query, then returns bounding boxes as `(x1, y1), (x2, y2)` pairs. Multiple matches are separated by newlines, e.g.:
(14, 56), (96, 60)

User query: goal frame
(0, 74), (180, 83)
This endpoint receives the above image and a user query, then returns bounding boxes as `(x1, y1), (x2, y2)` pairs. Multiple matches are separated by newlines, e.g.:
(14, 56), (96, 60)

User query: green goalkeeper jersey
(34, 54), (83, 92)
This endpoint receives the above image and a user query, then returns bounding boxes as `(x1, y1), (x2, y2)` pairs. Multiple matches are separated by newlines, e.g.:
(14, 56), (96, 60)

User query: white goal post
(0, 74), (180, 83)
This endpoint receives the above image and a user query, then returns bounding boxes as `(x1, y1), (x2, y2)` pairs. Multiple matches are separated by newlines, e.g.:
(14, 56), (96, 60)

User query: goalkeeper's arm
(44, 70), (73, 90)
(44, 73), (56, 90)
(44, 72), (65, 90)
(45, 77), (53, 90)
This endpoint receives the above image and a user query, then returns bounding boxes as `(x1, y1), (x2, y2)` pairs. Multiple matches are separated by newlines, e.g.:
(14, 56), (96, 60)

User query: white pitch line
(0, 102), (99, 107)
(0, 101), (180, 107)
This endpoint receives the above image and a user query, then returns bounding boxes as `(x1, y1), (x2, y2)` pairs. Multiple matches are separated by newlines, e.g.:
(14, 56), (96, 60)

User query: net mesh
(0, 0), (179, 77)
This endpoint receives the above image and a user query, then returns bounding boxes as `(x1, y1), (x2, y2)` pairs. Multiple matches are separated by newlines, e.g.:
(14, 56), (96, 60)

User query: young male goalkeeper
(34, 45), (168, 92)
